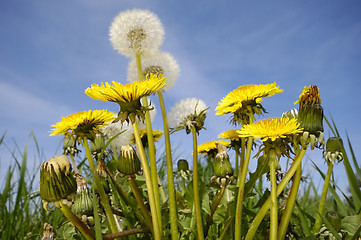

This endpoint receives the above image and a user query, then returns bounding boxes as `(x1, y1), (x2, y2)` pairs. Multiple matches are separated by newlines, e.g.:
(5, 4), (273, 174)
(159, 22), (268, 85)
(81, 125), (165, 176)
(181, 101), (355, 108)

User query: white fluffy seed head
(127, 50), (180, 91)
(101, 115), (134, 148)
(109, 9), (164, 57)
(168, 98), (208, 128)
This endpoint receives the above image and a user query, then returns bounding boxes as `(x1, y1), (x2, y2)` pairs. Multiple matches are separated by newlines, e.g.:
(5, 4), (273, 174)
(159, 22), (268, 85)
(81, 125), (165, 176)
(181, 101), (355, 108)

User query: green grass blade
(295, 201), (312, 236)
(347, 134), (361, 182)
(316, 212), (342, 240)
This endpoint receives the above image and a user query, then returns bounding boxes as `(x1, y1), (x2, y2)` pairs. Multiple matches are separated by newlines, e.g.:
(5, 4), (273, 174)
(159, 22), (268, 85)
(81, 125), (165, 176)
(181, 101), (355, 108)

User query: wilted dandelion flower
(168, 98), (208, 134)
(50, 110), (115, 140)
(127, 50), (180, 91)
(85, 74), (166, 124)
(109, 9), (164, 57)
(216, 83), (283, 125)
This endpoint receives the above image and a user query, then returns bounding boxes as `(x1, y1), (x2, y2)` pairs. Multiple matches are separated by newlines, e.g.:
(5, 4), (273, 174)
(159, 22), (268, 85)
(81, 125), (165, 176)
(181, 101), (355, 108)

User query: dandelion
(216, 83), (283, 125)
(50, 110), (115, 140)
(168, 98), (208, 134)
(131, 128), (163, 148)
(294, 85), (324, 150)
(198, 140), (231, 160)
(128, 50), (180, 91)
(85, 74), (166, 124)
(109, 9), (164, 57)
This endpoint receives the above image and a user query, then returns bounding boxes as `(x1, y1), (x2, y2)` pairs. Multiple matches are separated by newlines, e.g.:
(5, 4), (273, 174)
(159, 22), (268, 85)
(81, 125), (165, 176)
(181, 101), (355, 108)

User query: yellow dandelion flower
(85, 74), (166, 123)
(85, 74), (166, 103)
(218, 129), (241, 141)
(237, 117), (303, 142)
(216, 83), (283, 125)
(198, 140), (231, 155)
(50, 110), (115, 139)
(131, 129), (164, 146)
(294, 85), (321, 107)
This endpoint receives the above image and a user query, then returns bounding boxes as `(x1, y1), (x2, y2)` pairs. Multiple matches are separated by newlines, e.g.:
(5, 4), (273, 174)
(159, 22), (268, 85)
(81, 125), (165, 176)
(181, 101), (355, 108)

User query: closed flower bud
(40, 155), (76, 202)
(177, 159), (189, 171)
(63, 134), (80, 155)
(214, 143), (234, 178)
(324, 137), (344, 164)
(72, 189), (93, 216)
(118, 144), (141, 176)
(90, 133), (105, 154)
(325, 212), (341, 232)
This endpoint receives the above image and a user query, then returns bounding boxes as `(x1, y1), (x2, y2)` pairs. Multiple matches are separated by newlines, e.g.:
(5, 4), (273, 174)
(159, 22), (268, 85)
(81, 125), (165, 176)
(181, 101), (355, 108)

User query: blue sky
(1, 0), (361, 192)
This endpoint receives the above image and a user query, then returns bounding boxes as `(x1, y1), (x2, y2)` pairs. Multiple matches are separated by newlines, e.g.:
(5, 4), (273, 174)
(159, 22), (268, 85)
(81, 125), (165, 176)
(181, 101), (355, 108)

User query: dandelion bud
(90, 133), (105, 154)
(118, 144), (141, 176)
(72, 189), (93, 216)
(325, 212), (341, 232)
(40, 155), (76, 202)
(63, 134), (80, 155)
(213, 143), (234, 178)
(177, 159), (189, 171)
(323, 137), (344, 164)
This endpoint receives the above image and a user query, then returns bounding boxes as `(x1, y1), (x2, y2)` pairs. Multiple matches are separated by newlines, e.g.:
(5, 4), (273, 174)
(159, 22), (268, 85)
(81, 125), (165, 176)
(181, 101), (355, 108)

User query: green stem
(191, 126), (204, 240)
(112, 144), (118, 162)
(207, 187), (226, 225)
(83, 138), (119, 235)
(136, 53), (162, 230)
(132, 121), (161, 240)
(234, 136), (253, 240)
(58, 201), (95, 240)
(69, 153), (79, 174)
(235, 146), (240, 176)
(245, 147), (307, 240)
(269, 149), (278, 240)
(128, 177), (153, 230)
(102, 227), (151, 240)
(313, 162), (334, 233)
(158, 90), (179, 240)
(219, 217), (233, 240)
(277, 162), (302, 240)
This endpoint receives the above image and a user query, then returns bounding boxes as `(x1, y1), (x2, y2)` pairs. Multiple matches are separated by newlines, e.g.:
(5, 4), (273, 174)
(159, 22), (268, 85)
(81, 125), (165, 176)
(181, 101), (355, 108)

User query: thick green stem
(58, 201), (95, 240)
(313, 162), (334, 233)
(245, 147), (307, 240)
(234, 137), (253, 240)
(83, 138), (119, 235)
(191, 126), (205, 240)
(128, 177), (153, 230)
(136, 53), (162, 230)
(132, 121), (161, 240)
(278, 162), (302, 240)
(158, 90), (179, 240)
(269, 149), (278, 240)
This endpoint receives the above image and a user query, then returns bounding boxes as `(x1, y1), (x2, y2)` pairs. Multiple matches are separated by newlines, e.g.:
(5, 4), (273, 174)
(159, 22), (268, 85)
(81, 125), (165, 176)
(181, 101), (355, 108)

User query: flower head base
(238, 117), (303, 158)
(294, 85), (324, 150)
(216, 83), (283, 125)
(109, 9), (164, 57)
(50, 110), (115, 140)
(90, 133), (106, 156)
(40, 155), (77, 202)
(128, 51), (180, 91)
(63, 133), (81, 155)
(131, 128), (163, 148)
(176, 159), (192, 181)
(85, 75), (166, 124)
(168, 98), (208, 134)
(211, 143), (235, 187)
(198, 140), (231, 160)
(117, 144), (142, 177)
(323, 137), (344, 164)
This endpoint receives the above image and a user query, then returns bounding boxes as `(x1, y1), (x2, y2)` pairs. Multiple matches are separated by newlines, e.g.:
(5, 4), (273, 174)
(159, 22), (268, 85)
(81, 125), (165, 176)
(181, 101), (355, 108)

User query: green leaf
(341, 215), (361, 240)
(244, 155), (270, 197)
(317, 211), (342, 240)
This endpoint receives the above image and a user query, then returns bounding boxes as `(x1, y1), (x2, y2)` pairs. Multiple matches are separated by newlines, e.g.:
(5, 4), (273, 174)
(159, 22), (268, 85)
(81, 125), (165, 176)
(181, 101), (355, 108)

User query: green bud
(324, 137), (344, 164)
(177, 159), (189, 171)
(213, 143), (234, 178)
(298, 104), (324, 135)
(40, 155), (76, 202)
(118, 144), (141, 176)
(72, 189), (93, 216)
(90, 133), (105, 154)
(63, 134), (80, 155)
(325, 211), (341, 232)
